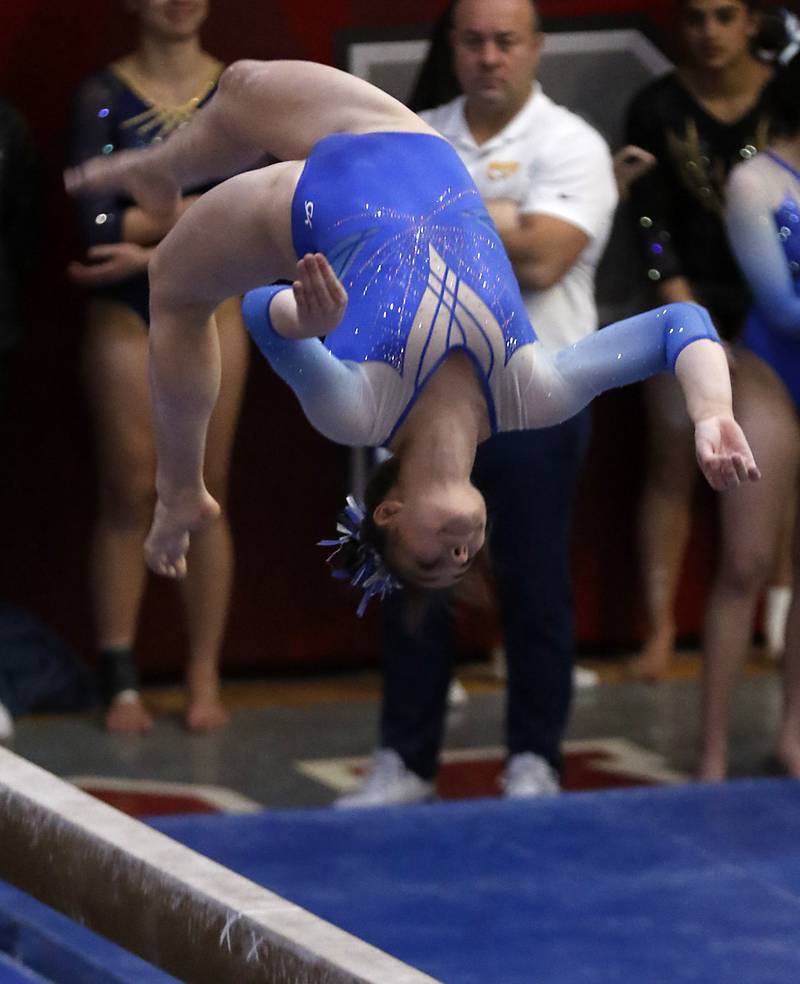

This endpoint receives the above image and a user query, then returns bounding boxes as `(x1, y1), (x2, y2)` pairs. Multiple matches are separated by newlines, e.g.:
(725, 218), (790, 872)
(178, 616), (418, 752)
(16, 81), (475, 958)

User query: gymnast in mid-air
(66, 60), (760, 610)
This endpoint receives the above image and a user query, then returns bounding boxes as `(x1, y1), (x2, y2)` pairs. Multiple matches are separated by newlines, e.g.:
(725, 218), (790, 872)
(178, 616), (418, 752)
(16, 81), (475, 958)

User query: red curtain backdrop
(0, 0), (730, 675)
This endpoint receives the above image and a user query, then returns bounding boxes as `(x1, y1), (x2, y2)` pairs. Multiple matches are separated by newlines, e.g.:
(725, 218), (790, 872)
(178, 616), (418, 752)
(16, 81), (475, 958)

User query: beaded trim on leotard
(110, 61), (223, 140)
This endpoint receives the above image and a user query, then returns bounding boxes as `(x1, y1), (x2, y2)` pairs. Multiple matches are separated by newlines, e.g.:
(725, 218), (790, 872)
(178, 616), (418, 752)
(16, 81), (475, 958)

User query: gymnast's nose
(452, 543), (470, 564)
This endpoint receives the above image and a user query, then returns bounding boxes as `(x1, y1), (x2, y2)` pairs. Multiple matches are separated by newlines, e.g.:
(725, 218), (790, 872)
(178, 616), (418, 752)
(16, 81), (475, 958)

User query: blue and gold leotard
(244, 132), (720, 447)
(69, 64), (222, 323)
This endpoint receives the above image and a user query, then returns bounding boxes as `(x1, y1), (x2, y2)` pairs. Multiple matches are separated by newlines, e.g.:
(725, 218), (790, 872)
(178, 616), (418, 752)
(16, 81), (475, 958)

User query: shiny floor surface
(1, 652), (786, 809)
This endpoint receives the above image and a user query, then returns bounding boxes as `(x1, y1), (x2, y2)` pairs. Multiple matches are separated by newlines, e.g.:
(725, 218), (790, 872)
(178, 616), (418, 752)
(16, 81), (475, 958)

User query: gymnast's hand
(64, 148), (180, 226)
(144, 488), (221, 579)
(67, 243), (152, 287)
(694, 414), (761, 492)
(291, 253), (348, 337)
(612, 145), (657, 200)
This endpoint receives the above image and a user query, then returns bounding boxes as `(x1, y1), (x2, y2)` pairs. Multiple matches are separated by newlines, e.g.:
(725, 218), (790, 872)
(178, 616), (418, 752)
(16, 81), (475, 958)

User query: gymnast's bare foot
(65, 148), (180, 224)
(696, 741), (728, 782)
(696, 760), (727, 783)
(145, 490), (220, 578)
(105, 694), (154, 734)
(626, 624), (675, 683)
(185, 696), (230, 733)
(185, 662), (229, 733)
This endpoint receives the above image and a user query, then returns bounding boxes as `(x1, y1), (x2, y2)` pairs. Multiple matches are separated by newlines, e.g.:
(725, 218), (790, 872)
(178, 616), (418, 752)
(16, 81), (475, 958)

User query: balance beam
(0, 747), (439, 984)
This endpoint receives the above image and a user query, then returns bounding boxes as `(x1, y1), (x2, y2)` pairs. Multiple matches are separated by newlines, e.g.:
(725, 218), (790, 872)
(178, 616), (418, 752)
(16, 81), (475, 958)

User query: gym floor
(1, 649), (784, 812)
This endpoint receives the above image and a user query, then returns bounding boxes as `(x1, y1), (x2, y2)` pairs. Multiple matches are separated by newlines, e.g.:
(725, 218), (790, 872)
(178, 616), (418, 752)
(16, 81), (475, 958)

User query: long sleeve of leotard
(68, 72), (124, 247)
(516, 302), (719, 428)
(726, 163), (800, 338)
(243, 285), (382, 447)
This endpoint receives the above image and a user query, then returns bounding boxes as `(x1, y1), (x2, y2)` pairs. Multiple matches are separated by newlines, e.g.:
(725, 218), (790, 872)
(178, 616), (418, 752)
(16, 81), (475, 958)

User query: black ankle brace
(98, 647), (140, 704)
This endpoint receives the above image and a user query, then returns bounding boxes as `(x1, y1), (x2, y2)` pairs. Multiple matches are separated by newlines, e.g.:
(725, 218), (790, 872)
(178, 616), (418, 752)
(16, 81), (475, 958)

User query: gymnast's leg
(699, 351), (799, 780)
(778, 515), (800, 776)
(82, 299), (156, 734)
(630, 376), (697, 682)
(178, 297), (249, 732)
(140, 160), (302, 579)
(65, 60), (433, 215)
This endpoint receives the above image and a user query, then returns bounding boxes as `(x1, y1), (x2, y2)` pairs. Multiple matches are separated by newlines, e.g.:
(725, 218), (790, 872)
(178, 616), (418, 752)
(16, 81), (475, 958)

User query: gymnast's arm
(725, 163), (800, 337)
(243, 284), (380, 447)
(523, 302), (760, 490)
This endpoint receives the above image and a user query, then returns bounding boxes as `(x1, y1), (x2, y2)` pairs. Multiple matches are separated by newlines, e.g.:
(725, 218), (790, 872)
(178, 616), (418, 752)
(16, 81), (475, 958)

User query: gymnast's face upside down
(372, 481), (487, 589)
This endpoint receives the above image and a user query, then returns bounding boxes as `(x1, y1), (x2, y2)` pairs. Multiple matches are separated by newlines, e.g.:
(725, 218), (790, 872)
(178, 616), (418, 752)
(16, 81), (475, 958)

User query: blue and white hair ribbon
(319, 495), (402, 617)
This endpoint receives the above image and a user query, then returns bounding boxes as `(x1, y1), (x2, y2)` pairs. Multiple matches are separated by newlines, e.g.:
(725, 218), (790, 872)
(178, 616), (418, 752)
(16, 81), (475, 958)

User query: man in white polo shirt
(422, 4), (615, 352)
(336, 0), (618, 807)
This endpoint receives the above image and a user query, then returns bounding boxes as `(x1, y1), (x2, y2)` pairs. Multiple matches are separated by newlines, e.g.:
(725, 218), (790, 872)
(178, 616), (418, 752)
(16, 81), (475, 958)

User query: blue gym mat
(152, 779), (800, 984)
(2, 780), (799, 983)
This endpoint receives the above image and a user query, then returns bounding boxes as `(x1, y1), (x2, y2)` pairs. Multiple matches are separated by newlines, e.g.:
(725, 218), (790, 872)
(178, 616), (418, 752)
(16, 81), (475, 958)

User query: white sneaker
(0, 701), (13, 741)
(490, 645), (507, 680)
(447, 678), (469, 709)
(502, 752), (560, 798)
(765, 586), (791, 660)
(334, 749), (435, 809)
(574, 666), (599, 689)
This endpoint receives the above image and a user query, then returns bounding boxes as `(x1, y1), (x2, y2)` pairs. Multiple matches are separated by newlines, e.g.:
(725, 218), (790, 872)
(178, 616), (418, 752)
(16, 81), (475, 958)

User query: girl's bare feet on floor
(627, 624), (676, 683)
(696, 744), (728, 783)
(185, 696), (230, 733)
(105, 694), (154, 734)
(185, 660), (229, 733)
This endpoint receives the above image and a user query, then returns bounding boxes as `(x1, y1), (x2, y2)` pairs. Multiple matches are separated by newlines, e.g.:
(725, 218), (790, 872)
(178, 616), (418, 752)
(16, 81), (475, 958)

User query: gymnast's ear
(373, 500), (403, 528)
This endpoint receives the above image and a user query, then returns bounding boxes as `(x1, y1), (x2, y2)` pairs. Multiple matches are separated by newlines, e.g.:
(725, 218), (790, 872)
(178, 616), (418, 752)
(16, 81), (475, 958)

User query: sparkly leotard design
(244, 132), (720, 447)
(291, 132), (535, 439)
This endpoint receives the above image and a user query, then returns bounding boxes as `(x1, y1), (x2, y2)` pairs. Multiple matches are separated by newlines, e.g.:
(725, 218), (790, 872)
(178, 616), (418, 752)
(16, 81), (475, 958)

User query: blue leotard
(291, 131), (532, 439)
(244, 132), (719, 447)
(727, 150), (800, 407)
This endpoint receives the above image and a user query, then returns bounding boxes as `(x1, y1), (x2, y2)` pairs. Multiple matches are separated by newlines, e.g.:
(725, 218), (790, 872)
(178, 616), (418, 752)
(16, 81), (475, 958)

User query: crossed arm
(486, 199), (588, 291)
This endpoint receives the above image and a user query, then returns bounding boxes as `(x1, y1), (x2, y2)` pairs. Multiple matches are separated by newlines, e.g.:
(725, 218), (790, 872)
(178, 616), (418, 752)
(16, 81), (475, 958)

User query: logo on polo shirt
(487, 160), (520, 181)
